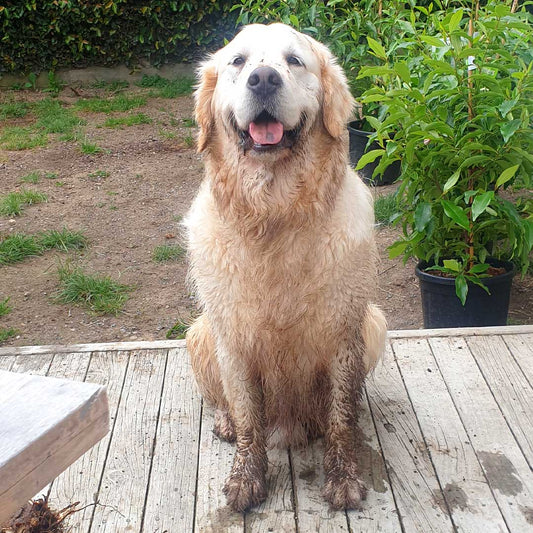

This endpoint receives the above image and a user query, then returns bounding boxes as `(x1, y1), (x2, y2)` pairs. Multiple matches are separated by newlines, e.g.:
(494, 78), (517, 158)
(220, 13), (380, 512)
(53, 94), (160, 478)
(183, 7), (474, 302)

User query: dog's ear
(318, 46), (354, 139)
(195, 58), (218, 152)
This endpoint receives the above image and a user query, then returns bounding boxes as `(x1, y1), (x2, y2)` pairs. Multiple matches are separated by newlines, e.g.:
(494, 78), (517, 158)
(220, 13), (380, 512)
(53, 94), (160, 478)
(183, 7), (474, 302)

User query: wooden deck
(0, 325), (532, 532)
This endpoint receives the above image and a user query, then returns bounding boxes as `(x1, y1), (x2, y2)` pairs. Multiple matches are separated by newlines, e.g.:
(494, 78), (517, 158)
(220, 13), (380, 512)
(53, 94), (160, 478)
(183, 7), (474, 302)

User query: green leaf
(495, 164), (519, 189)
(414, 203), (432, 232)
(500, 119), (521, 143)
(443, 259), (461, 272)
(441, 200), (470, 230)
(354, 149), (385, 170)
(289, 14), (299, 27)
(420, 35), (446, 47)
(472, 191), (494, 221)
(388, 241), (408, 259)
(394, 61), (410, 84)
(498, 99), (518, 117)
(443, 170), (460, 193)
(448, 9), (463, 32)
(455, 275), (468, 305)
(469, 263), (490, 274)
(367, 36), (387, 60)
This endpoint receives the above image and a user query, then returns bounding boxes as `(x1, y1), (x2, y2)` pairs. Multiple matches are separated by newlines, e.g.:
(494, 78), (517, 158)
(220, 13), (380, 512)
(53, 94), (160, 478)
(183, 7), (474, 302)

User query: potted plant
(358, 0), (533, 327)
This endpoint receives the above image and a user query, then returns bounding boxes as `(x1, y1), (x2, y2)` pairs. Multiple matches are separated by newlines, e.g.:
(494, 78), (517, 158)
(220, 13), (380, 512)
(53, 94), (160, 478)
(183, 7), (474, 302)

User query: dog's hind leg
(186, 314), (237, 442)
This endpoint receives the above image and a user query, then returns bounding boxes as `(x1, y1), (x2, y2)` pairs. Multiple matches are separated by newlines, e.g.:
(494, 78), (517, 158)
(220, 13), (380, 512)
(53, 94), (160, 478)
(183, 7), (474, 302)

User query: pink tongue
(249, 121), (284, 145)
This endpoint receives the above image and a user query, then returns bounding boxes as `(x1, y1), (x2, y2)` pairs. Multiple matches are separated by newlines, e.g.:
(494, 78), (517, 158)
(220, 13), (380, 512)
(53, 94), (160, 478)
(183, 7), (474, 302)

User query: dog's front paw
(223, 452), (267, 512)
(323, 472), (367, 510)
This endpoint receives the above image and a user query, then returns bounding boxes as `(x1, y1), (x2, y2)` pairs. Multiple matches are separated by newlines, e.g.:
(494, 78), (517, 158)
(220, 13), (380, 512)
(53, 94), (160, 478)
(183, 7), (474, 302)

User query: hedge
(0, 1), (238, 74)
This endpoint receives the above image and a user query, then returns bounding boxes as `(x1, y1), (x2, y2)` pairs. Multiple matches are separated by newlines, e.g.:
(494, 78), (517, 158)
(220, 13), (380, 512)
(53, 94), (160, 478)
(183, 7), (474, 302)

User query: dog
(184, 23), (387, 513)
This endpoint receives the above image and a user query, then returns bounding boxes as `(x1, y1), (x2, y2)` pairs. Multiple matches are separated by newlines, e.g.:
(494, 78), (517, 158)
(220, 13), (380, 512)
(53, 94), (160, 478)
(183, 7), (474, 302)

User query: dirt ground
(1, 86), (531, 348)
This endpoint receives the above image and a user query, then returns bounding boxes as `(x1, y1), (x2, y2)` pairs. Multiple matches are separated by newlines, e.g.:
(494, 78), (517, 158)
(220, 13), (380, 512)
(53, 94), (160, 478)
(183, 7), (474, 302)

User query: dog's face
(195, 24), (353, 159)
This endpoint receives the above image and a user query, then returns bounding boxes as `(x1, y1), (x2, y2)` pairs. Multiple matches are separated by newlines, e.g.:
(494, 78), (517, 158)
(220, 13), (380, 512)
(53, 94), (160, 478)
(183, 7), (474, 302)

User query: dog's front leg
(323, 339), (367, 510)
(218, 348), (268, 512)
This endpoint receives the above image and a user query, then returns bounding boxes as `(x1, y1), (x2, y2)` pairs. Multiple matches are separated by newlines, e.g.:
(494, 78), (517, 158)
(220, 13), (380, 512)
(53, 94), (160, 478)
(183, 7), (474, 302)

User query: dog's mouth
(235, 111), (303, 153)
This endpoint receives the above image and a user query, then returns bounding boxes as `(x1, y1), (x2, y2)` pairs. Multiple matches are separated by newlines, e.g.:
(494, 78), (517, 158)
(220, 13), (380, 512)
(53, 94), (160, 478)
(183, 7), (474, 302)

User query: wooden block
(0, 370), (109, 524)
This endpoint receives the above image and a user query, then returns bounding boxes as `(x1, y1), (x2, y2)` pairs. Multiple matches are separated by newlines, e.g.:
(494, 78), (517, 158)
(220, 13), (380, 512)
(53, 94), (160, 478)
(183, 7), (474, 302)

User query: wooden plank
(142, 347), (202, 532)
(10, 353), (53, 375)
(366, 345), (454, 532)
(0, 339), (186, 357)
(0, 355), (14, 370)
(89, 349), (167, 532)
(503, 333), (533, 385)
(392, 337), (508, 532)
(291, 440), (350, 532)
(194, 407), (244, 533)
(467, 335), (533, 468)
(47, 350), (130, 532)
(0, 371), (108, 525)
(246, 447), (296, 533)
(347, 392), (403, 532)
(387, 324), (533, 340)
(430, 336), (533, 532)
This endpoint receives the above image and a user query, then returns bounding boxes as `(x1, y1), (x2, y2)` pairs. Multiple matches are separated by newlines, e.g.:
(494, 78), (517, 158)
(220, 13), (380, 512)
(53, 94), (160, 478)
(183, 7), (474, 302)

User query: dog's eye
(287, 55), (303, 67)
(231, 56), (245, 66)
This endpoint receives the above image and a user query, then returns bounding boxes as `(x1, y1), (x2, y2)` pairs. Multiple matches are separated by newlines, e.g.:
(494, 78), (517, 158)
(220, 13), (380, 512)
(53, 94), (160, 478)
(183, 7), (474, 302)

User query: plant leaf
(414, 203), (432, 232)
(472, 191), (494, 221)
(448, 9), (464, 32)
(443, 170), (460, 193)
(420, 35), (447, 47)
(354, 149), (385, 170)
(441, 200), (470, 230)
(455, 275), (468, 305)
(495, 164), (519, 189)
(500, 119), (521, 143)
(367, 36), (387, 60)
(388, 240), (408, 259)
(443, 259), (461, 272)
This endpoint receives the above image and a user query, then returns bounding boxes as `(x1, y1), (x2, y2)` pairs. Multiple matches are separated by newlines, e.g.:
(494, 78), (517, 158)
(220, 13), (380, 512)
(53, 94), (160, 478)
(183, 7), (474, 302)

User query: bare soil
(1, 87), (531, 348)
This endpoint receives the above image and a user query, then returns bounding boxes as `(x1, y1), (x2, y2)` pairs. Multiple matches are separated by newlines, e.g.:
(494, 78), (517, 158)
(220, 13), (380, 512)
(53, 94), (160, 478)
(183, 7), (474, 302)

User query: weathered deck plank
(392, 337), (508, 532)
(430, 336), (533, 532)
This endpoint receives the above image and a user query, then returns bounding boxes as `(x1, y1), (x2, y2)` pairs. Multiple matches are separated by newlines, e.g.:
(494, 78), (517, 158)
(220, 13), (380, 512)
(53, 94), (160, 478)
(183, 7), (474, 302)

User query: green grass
(101, 112), (152, 129)
(159, 129), (177, 140)
(80, 139), (105, 154)
(0, 297), (12, 317)
(91, 80), (130, 92)
(166, 319), (189, 339)
(0, 327), (17, 344)
(0, 126), (47, 150)
(55, 266), (132, 315)
(137, 75), (194, 98)
(0, 190), (48, 216)
(374, 193), (400, 226)
(0, 229), (87, 265)
(75, 94), (146, 113)
(152, 244), (185, 262)
(0, 234), (43, 264)
(183, 134), (194, 148)
(182, 118), (196, 128)
(88, 170), (109, 180)
(34, 98), (84, 134)
(20, 171), (40, 184)
(0, 101), (29, 119)
(44, 171), (58, 179)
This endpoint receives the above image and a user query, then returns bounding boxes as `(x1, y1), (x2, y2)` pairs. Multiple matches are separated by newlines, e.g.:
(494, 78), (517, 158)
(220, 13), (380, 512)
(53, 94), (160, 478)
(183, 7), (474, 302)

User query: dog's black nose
(247, 66), (282, 98)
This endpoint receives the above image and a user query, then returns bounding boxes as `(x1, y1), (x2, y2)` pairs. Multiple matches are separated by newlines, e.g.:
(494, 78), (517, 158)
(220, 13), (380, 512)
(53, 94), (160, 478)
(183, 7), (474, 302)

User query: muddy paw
(322, 474), (367, 510)
(214, 409), (237, 442)
(223, 454), (267, 512)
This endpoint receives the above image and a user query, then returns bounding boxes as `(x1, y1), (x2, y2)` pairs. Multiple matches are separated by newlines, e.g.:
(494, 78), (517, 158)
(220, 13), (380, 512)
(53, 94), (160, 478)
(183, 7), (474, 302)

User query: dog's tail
(362, 304), (387, 374)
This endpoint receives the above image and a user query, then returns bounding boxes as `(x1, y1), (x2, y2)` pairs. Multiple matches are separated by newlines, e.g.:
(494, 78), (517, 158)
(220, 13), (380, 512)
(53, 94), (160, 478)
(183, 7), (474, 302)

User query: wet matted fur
(184, 23), (387, 513)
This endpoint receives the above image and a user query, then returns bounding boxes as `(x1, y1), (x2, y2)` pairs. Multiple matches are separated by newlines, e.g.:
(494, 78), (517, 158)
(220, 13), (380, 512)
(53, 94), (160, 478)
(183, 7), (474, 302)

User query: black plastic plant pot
(415, 259), (516, 329)
(348, 121), (400, 186)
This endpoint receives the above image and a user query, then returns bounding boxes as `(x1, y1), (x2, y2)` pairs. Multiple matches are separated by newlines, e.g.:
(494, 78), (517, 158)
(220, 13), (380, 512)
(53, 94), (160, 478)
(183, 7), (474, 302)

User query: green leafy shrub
(0, 1), (238, 74)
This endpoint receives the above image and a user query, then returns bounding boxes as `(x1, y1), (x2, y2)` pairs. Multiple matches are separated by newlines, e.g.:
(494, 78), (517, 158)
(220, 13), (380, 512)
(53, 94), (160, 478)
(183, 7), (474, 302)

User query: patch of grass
(0, 327), (17, 344)
(137, 75), (194, 98)
(0, 101), (29, 119)
(34, 98), (84, 135)
(44, 171), (58, 179)
(80, 139), (105, 154)
(152, 244), (186, 262)
(166, 319), (188, 340)
(55, 266), (132, 315)
(101, 112), (152, 129)
(182, 117), (196, 128)
(39, 228), (88, 251)
(0, 234), (43, 264)
(183, 134), (194, 148)
(0, 190), (48, 216)
(20, 171), (40, 184)
(0, 126), (47, 150)
(75, 94), (146, 113)
(159, 129), (177, 140)
(0, 228), (87, 265)
(91, 80), (130, 92)
(88, 170), (109, 180)
(374, 193), (399, 226)
(0, 297), (11, 317)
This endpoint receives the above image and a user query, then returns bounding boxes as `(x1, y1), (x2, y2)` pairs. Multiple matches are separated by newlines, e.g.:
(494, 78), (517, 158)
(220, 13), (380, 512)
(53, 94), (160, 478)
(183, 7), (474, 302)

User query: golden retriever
(184, 23), (387, 513)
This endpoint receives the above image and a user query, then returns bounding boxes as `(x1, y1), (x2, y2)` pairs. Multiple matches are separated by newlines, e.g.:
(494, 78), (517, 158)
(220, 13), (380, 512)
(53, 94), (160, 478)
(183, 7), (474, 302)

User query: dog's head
(195, 24), (354, 159)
